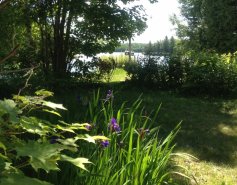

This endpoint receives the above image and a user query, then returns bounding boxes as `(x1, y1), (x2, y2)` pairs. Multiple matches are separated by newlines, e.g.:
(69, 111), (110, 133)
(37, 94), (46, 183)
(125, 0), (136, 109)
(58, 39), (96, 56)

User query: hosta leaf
(20, 117), (50, 136)
(0, 173), (52, 185)
(35, 89), (54, 97)
(42, 101), (67, 110)
(0, 99), (21, 123)
(16, 141), (67, 172)
(60, 155), (91, 171)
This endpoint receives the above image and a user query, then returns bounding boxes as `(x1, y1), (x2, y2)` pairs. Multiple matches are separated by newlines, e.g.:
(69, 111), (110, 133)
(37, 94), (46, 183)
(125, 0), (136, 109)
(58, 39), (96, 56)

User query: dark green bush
(70, 57), (115, 82)
(124, 56), (187, 89)
(184, 52), (237, 95)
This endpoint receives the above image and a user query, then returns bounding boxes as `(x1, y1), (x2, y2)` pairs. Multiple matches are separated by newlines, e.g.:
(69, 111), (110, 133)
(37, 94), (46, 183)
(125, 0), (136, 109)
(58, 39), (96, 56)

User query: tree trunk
(128, 37), (132, 62)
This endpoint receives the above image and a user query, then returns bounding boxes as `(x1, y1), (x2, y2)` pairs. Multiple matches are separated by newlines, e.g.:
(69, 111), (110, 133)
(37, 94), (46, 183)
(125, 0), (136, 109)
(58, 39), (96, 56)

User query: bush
(50, 90), (191, 185)
(0, 90), (106, 185)
(70, 57), (115, 82)
(124, 56), (187, 89)
(184, 51), (237, 95)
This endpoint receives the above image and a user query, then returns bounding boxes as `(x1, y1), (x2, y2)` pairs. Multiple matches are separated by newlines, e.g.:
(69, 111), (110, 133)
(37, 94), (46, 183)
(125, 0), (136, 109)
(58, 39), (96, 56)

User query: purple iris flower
(109, 118), (121, 132)
(50, 136), (59, 144)
(105, 90), (113, 101)
(86, 124), (92, 131)
(100, 140), (109, 148)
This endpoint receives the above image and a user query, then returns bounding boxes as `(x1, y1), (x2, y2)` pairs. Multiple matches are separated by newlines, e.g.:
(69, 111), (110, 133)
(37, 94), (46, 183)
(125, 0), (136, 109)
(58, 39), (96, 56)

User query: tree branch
(0, 45), (19, 64)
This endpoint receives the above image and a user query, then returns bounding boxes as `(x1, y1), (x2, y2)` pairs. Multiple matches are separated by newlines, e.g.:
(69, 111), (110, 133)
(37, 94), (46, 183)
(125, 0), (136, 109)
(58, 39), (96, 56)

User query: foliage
(173, 0), (237, 53)
(144, 36), (176, 56)
(70, 57), (116, 82)
(115, 43), (147, 53)
(183, 51), (237, 95)
(0, 89), (107, 184)
(0, 0), (158, 77)
(124, 55), (187, 89)
(45, 90), (190, 185)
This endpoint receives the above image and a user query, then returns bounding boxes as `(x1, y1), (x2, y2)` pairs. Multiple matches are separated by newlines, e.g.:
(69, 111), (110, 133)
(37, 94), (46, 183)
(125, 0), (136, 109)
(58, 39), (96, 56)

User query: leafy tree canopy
(172, 0), (237, 53)
(0, 0), (158, 76)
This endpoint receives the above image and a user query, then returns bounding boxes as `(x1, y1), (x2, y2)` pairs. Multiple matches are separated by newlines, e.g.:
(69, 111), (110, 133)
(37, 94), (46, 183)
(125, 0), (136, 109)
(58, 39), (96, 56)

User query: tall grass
(44, 90), (189, 185)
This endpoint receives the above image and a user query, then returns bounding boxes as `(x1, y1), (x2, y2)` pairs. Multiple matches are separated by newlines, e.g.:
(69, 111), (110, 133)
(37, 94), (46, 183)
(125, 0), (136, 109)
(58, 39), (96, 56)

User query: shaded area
(54, 82), (237, 166)
(115, 86), (237, 166)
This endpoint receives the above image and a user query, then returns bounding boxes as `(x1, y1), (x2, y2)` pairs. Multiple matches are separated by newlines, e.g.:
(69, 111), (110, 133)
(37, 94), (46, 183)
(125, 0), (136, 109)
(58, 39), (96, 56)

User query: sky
(133, 0), (181, 43)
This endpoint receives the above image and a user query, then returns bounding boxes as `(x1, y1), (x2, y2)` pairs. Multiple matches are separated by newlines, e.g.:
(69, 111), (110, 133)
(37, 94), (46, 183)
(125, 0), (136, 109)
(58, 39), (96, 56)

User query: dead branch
(0, 45), (19, 64)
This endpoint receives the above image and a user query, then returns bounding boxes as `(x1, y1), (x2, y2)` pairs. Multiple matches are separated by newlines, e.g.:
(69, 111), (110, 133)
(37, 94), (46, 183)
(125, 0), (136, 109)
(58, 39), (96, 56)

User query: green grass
(52, 82), (237, 184)
(47, 69), (237, 184)
(110, 68), (128, 82)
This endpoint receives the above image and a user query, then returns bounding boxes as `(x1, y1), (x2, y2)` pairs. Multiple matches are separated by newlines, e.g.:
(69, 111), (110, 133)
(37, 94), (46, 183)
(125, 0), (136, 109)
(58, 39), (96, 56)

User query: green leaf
(13, 95), (30, 104)
(76, 134), (110, 144)
(60, 155), (91, 171)
(58, 138), (78, 148)
(35, 89), (54, 97)
(16, 141), (67, 172)
(43, 109), (62, 117)
(0, 99), (21, 123)
(55, 125), (75, 133)
(20, 116), (51, 136)
(42, 101), (67, 110)
(0, 141), (6, 153)
(0, 173), (52, 185)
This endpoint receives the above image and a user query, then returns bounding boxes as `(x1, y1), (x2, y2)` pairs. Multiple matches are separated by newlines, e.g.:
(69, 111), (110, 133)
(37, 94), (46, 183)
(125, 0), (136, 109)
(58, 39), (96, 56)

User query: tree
(1, 0), (158, 77)
(174, 0), (237, 53)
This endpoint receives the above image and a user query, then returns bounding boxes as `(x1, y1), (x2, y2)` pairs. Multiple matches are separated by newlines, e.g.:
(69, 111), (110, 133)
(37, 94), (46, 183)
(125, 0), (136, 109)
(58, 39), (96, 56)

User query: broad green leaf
(42, 101), (67, 110)
(0, 173), (52, 185)
(43, 109), (62, 117)
(76, 134), (95, 143)
(13, 95), (30, 104)
(0, 99), (21, 123)
(16, 141), (67, 172)
(92, 135), (110, 141)
(0, 153), (9, 161)
(60, 155), (91, 171)
(76, 134), (110, 144)
(0, 141), (6, 153)
(55, 125), (75, 133)
(35, 89), (54, 97)
(20, 117), (50, 136)
(58, 138), (78, 148)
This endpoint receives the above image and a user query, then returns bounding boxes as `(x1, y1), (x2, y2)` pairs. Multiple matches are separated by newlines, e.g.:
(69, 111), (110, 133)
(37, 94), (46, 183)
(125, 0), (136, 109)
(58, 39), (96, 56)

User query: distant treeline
(115, 43), (147, 53)
(115, 36), (176, 56)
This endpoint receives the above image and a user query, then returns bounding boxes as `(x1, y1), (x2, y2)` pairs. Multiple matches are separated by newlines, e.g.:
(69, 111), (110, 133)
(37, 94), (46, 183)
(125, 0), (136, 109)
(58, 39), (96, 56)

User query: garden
(1, 0), (237, 184)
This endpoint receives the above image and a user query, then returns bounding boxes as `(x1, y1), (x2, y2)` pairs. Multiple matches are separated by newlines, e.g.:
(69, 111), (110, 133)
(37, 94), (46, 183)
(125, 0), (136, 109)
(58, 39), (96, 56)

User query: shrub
(184, 51), (237, 95)
(124, 56), (186, 88)
(0, 89), (106, 185)
(70, 57), (115, 82)
(56, 90), (190, 185)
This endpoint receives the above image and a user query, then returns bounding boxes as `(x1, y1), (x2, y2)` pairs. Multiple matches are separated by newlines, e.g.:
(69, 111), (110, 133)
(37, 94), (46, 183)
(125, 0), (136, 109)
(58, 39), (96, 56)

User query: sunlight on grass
(54, 85), (237, 184)
(218, 123), (237, 137)
(110, 68), (127, 82)
(175, 157), (237, 185)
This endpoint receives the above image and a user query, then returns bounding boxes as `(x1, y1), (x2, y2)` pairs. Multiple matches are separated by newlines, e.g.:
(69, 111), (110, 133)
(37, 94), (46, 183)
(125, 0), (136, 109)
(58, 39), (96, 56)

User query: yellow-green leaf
(60, 155), (91, 171)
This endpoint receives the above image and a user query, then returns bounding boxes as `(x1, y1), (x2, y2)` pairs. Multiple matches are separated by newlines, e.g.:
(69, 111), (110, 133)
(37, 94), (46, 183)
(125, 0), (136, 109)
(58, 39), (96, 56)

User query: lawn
(51, 69), (237, 184)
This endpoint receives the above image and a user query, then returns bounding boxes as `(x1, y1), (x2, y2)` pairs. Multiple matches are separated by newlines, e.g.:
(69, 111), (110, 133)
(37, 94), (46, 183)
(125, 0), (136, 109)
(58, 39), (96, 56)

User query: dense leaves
(175, 0), (237, 53)
(0, 90), (108, 184)
(0, 0), (158, 77)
